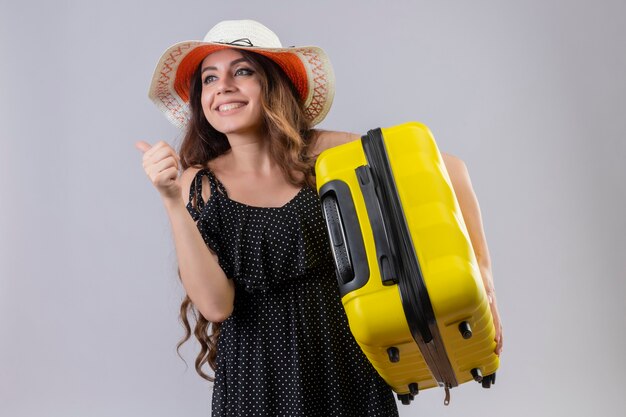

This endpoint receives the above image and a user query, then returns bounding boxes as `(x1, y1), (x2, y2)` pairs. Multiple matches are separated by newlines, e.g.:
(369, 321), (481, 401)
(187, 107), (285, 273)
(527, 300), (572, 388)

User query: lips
(216, 102), (247, 112)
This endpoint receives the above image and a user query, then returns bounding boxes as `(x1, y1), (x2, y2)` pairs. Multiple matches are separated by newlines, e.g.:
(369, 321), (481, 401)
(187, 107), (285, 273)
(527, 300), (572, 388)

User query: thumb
(135, 140), (152, 154)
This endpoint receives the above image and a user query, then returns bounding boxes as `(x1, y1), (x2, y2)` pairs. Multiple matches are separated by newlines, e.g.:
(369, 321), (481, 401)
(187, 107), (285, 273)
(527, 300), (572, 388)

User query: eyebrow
(201, 58), (250, 74)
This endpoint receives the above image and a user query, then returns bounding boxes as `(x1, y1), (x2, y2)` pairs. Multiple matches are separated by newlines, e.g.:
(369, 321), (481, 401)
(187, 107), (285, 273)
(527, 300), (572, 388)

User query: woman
(136, 20), (502, 416)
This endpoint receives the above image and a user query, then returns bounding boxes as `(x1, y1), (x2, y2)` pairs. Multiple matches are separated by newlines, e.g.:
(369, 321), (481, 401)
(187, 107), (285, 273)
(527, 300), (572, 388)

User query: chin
(210, 117), (264, 136)
(217, 124), (262, 137)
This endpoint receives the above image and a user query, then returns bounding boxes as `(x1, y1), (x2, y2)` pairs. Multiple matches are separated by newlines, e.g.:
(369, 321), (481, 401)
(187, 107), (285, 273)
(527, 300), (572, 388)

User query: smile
(217, 102), (246, 112)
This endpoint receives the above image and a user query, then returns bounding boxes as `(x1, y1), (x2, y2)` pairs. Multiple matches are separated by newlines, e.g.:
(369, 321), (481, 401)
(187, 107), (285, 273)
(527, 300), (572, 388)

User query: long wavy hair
(174, 49), (317, 381)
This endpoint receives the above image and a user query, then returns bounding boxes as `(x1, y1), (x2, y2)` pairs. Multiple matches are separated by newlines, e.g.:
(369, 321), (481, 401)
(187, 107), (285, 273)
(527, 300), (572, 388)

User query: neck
(223, 131), (277, 177)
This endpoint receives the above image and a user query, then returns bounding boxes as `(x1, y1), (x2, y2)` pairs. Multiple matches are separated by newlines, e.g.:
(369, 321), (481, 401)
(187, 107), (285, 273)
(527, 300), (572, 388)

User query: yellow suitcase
(315, 122), (499, 405)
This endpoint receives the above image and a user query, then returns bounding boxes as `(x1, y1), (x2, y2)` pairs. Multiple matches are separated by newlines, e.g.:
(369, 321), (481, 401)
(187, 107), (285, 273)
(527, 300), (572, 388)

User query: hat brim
(148, 41), (335, 128)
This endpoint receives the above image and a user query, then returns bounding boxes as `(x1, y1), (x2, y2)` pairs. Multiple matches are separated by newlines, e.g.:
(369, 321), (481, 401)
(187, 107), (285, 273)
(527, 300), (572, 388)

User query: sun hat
(148, 19), (335, 128)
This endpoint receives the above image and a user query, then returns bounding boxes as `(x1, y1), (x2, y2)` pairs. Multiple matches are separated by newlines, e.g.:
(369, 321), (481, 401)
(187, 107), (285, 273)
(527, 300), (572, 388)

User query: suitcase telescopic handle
(356, 165), (399, 286)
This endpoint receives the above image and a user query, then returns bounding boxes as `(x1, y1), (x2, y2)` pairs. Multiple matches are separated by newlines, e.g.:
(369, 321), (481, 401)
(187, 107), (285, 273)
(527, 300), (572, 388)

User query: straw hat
(148, 19), (335, 128)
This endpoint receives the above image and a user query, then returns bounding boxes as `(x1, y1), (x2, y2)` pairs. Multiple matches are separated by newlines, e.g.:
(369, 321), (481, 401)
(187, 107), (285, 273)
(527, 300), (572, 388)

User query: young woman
(136, 19), (502, 416)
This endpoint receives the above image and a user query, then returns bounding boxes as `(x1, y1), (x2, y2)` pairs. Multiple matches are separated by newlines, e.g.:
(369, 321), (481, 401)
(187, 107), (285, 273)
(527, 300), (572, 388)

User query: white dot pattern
(186, 168), (399, 416)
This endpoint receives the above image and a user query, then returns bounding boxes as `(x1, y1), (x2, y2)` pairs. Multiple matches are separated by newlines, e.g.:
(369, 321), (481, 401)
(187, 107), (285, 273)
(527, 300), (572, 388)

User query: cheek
(200, 90), (214, 118)
(249, 85), (264, 111)
(252, 84), (263, 101)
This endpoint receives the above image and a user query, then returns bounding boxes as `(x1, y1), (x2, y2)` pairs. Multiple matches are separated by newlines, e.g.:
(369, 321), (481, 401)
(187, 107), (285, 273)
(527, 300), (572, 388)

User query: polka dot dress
(186, 168), (399, 417)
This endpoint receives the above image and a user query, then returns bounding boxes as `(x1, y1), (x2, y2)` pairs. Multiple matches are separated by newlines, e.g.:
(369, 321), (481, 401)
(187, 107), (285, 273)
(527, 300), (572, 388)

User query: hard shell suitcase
(315, 122), (499, 404)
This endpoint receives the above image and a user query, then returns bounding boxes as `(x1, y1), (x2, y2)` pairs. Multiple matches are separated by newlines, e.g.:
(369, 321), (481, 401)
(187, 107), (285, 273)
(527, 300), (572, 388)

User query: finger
(147, 142), (179, 166)
(142, 140), (169, 160)
(148, 158), (179, 185)
(154, 166), (181, 188)
(135, 141), (152, 153)
(148, 147), (179, 169)
(152, 140), (171, 157)
(496, 334), (503, 355)
(153, 156), (179, 176)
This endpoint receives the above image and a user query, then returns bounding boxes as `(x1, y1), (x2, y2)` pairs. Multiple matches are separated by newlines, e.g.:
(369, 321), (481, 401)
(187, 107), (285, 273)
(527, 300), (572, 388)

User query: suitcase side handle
(319, 180), (370, 297)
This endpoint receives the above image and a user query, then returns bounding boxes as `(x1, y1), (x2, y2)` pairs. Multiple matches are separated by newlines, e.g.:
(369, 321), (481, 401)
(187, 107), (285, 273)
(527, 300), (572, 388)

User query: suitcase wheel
(397, 393), (413, 405)
(481, 373), (496, 389)
(470, 368), (483, 383)
(409, 382), (419, 396)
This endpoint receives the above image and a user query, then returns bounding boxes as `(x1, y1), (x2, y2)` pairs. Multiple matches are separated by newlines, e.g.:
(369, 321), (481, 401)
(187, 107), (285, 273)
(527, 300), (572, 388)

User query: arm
(308, 129), (359, 158)
(163, 168), (235, 323)
(135, 140), (234, 322)
(441, 153), (503, 355)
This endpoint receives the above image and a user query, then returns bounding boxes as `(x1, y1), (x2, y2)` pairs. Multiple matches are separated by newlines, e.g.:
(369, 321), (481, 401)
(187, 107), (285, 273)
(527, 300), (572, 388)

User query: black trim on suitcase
(319, 180), (370, 297)
(356, 166), (398, 287)
(361, 128), (459, 389)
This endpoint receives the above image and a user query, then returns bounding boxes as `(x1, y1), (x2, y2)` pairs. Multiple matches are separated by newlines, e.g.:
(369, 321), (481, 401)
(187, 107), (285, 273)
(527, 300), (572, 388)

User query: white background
(1, 0), (624, 416)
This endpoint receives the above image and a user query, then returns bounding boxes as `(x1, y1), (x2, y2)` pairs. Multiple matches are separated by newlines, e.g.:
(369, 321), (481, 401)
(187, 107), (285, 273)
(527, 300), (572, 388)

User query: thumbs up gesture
(135, 140), (182, 202)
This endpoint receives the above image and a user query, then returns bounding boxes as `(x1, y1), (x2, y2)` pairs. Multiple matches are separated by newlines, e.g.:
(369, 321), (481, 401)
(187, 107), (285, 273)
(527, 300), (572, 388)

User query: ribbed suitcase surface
(315, 122), (499, 404)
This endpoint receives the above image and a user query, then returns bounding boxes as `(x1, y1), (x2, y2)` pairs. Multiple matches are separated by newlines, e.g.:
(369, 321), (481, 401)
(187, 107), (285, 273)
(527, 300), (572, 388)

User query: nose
(215, 74), (236, 95)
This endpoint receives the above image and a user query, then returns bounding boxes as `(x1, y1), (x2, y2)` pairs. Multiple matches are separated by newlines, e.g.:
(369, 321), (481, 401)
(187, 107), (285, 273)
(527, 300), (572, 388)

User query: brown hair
(175, 49), (318, 381)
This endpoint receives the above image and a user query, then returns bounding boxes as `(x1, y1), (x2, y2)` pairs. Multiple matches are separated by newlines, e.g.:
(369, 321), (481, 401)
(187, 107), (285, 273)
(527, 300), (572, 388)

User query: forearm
(441, 153), (498, 299)
(163, 197), (234, 322)
(477, 259), (496, 300)
(440, 152), (502, 353)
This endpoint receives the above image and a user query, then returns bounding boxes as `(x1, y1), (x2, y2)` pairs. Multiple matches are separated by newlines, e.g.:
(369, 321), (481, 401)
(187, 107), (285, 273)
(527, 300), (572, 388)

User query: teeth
(218, 102), (245, 112)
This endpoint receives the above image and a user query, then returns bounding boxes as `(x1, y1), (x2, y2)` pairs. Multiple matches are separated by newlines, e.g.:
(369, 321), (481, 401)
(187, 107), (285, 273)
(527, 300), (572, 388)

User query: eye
(235, 67), (254, 77)
(202, 74), (217, 85)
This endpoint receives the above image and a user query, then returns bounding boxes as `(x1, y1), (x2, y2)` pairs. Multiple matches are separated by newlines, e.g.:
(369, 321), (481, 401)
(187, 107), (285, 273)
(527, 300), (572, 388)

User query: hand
(487, 291), (503, 356)
(135, 140), (182, 202)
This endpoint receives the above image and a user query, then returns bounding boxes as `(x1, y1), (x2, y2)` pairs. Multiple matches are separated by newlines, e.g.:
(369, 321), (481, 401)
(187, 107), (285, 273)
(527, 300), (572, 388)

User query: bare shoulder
(441, 152), (469, 179)
(179, 164), (220, 258)
(308, 129), (360, 158)
(179, 165), (211, 206)
(441, 152), (476, 197)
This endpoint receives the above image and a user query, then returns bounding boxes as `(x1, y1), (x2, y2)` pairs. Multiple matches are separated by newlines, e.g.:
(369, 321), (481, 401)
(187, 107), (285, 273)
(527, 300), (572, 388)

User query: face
(199, 49), (264, 137)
